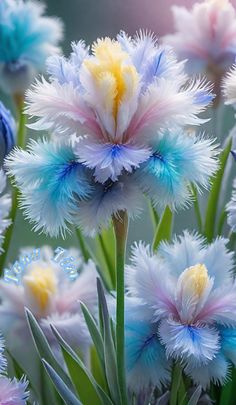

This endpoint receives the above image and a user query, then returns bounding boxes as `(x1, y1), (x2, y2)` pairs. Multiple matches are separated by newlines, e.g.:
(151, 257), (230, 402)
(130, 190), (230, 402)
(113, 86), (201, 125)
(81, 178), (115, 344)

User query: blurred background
(3, 0), (236, 264)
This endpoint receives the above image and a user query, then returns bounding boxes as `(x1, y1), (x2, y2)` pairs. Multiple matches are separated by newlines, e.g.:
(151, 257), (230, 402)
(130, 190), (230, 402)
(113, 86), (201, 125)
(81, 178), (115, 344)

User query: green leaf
(219, 368), (236, 405)
(25, 308), (75, 394)
(62, 345), (103, 405)
(97, 279), (121, 405)
(51, 325), (113, 405)
(42, 359), (82, 405)
(152, 206), (173, 251)
(81, 302), (105, 369)
(187, 386), (202, 405)
(204, 138), (232, 241)
(40, 363), (62, 405)
(170, 364), (182, 405)
(90, 345), (108, 391)
(149, 201), (159, 232)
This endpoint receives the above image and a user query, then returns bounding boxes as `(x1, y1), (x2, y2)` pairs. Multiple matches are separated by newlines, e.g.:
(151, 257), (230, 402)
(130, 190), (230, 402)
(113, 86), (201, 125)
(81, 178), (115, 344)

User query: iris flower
(0, 170), (11, 251)
(0, 0), (63, 94)
(6, 32), (218, 236)
(126, 232), (236, 388)
(164, 0), (236, 76)
(0, 246), (98, 361)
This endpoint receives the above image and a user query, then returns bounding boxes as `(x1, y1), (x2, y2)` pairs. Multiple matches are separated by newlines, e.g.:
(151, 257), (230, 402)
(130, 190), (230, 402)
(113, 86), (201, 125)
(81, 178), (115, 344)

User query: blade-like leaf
(97, 279), (121, 404)
(187, 386), (202, 405)
(152, 206), (173, 251)
(42, 359), (82, 405)
(25, 308), (75, 394)
(62, 345), (102, 405)
(204, 138), (232, 241)
(51, 325), (113, 405)
(81, 302), (104, 368)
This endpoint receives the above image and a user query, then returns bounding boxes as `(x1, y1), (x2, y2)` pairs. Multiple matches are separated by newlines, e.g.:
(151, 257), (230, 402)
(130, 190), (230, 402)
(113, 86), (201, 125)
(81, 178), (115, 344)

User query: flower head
(0, 170), (11, 251)
(0, 246), (98, 356)
(126, 232), (236, 388)
(0, 0), (63, 94)
(25, 32), (213, 182)
(164, 0), (236, 76)
(0, 376), (29, 405)
(0, 102), (15, 165)
(223, 65), (236, 107)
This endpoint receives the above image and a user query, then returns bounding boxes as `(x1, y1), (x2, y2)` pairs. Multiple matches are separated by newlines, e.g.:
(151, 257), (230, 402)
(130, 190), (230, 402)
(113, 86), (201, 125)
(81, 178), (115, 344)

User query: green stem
(191, 185), (202, 233)
(152, 206), (173, 251)
(98, 234), (115, 289)
(113, 211), (128, 405)
(170, 363), (182, 405)
(75, 228), (91, 262)
(0, 96), (26, 274)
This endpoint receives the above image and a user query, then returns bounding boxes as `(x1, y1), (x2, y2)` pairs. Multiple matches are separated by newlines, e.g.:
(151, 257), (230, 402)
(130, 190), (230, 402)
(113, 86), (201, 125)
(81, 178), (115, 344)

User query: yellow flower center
(83, 38), (138, 121)
(180, 264), (209, 298)
(23, 266), (57, 312)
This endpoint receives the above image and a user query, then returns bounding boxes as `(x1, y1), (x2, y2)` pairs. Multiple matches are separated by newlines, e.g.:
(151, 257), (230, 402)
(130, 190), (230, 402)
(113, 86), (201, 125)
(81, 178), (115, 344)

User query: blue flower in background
(0, 102), (15, 165)
(0, 0), (63, 95)
(126, 232), (236, 388)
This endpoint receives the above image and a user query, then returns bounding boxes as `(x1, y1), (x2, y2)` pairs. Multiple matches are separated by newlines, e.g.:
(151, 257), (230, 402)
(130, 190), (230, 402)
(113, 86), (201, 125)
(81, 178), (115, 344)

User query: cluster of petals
(0, 246), (98, 361)
(6, 32), (218, 236)
(164, 0), (236, 76)
(125, 232), (236, 391)
(0, 0), (63, 94)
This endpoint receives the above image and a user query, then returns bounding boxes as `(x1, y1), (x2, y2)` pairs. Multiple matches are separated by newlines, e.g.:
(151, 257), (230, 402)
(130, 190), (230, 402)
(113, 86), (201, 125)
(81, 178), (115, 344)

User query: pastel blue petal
(158, 319), (220, 366)
(135, 129), (217, 208)
(159, 231), (206, 276)
(184, 354), (229, 389)
(6, 139), (92, 237)
(125, 299), (170, 393)
(221, 328), (236, 366)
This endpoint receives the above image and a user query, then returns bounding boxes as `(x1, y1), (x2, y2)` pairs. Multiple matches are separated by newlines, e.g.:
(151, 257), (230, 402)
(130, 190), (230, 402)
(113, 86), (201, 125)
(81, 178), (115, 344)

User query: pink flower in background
(164, 0), (236, 76)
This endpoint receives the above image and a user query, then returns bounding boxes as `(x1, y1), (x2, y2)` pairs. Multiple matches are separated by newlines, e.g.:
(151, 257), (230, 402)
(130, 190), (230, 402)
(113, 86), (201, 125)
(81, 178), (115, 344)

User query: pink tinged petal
(0, 376), (29, 405)
(41, 312), (91, 354)
(127, 79), (210, 143)
(25, 78), (103, 139)
(196, 284), (236, 326)
(56, 260), (98, 313)
(184, 353), (229, 389)
(158, 319), (220, 365)
(126, 243), (177, 320)
(76, 138), (151, 183)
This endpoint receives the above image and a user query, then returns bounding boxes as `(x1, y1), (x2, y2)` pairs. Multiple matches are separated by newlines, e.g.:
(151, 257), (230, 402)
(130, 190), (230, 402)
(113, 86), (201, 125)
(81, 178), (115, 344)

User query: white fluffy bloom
(0, 170), (11, 251)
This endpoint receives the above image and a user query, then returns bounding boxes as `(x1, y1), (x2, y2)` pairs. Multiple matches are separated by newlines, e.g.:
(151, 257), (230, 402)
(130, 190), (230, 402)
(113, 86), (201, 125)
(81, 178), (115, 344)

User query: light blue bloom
(126, 232), (236, 388)
(0, 0), (63, 94)
(0, 101), (15, 165)
(125, 298), (170, 396)
(6, 139), (93, 237)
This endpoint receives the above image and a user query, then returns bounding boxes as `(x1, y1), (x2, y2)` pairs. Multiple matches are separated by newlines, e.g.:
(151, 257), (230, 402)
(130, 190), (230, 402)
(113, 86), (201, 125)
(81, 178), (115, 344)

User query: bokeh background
(3, 0), (236, 264)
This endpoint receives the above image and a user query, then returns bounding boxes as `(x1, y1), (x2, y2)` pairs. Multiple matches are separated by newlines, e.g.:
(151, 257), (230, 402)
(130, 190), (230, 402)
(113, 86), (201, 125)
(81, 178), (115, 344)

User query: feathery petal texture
(0, 170), (11, 251)
(0, 0), (63, 94)
(164, 0), (236, 75)
(125, 232), (236, 389)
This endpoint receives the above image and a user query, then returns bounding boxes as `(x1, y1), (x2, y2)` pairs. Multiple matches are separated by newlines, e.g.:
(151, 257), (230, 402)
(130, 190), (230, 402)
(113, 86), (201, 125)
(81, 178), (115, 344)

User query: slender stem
(0, 95), (26, 273)
(113, 211), (128, 405)
(75, 228), (91, 262)
(98, 234), (115, 289)
(217, 209), (227, 236)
